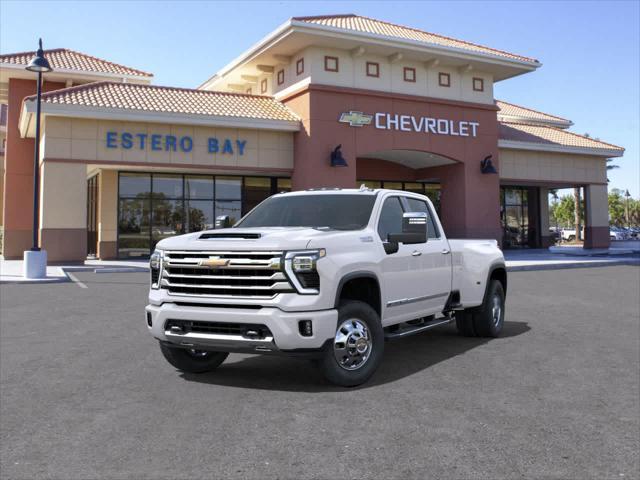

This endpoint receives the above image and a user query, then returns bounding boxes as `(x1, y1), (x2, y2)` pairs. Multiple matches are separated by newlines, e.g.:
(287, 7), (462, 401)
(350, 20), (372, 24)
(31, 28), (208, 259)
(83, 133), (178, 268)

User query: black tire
(320, 300), (384, 387)
(457, 280), (505, 338)
(160, 343), (229, 374)
(474, 280), (505, 337)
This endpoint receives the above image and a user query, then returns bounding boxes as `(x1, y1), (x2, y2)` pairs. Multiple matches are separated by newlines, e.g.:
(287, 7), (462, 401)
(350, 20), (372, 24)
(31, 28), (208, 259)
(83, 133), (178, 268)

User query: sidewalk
(0, 258), (149, 284)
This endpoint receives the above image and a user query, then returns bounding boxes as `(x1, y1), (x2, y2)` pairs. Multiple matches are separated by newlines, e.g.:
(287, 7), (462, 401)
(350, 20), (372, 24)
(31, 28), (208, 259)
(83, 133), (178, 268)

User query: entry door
(86, 175), (99, 257)
(377, 196), (431, 325)
(402, 196), (452, 314)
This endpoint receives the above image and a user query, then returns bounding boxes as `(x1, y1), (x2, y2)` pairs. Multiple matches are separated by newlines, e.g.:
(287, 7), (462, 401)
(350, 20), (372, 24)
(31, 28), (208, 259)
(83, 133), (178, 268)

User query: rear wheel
(456, 279), (505, 338)
(160, 343), (229, 373)
(320, 300), (384, 387)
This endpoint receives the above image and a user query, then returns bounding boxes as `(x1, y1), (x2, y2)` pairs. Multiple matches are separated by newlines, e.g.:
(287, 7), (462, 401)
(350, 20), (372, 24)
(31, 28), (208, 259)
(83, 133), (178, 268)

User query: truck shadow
(179, 320), (530, 392)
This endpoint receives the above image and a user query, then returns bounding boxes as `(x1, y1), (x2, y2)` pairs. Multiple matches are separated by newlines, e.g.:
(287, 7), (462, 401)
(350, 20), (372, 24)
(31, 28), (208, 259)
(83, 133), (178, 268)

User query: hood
(155, 227), (341, 252)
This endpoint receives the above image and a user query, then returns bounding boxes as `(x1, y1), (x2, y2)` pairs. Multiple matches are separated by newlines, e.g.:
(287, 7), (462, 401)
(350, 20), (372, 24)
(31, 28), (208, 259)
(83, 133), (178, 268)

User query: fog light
(146, 312), (153, 327)
(298, 320), (313, 337)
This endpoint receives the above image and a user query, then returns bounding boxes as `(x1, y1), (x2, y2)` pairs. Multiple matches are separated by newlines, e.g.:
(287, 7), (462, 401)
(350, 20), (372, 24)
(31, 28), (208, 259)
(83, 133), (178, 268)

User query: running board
(384, 315), (454, 340)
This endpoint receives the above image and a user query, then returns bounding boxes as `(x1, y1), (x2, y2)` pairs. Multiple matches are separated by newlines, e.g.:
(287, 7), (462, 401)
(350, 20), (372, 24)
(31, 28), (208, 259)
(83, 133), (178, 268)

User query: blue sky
(1, 0), (638, 197)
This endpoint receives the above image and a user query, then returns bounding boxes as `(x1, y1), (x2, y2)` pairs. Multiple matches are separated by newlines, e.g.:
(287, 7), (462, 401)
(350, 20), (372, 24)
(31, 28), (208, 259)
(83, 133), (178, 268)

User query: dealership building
(0, 14), (624, 261)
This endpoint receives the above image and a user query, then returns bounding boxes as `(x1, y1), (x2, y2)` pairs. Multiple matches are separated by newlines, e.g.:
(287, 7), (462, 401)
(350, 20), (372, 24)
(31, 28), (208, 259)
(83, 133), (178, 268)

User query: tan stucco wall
(98, 169), (118, 243)
(585, 184), (609, 228)
(40, 161), (86, 229)
(499, 148), (607, 184)
(272, 46), (494, 104)
(42, 117), (294, 171)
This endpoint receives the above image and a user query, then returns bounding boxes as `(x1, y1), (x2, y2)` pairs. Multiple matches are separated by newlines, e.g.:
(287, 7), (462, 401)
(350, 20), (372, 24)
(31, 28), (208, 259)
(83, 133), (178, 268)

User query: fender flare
(334, 271), (381, 311)
(484, 262), (507, 300)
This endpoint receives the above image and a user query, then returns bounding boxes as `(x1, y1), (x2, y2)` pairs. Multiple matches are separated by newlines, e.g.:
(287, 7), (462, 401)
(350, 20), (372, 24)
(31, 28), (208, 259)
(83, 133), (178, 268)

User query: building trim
(199, 19), (540, 89)
(499, 178), (608, 187)
(0, 62), (151, 83)
(497, 114), (573, 129)
(43, 157), (294, 174)
(277, 82), (500, 111)
(19, 101), (301, 138)
(498, 140), (623, 158)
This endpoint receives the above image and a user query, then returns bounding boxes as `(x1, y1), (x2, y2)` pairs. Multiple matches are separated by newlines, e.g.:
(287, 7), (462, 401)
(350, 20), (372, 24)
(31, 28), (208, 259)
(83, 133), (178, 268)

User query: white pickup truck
(146, 188), (507, 386)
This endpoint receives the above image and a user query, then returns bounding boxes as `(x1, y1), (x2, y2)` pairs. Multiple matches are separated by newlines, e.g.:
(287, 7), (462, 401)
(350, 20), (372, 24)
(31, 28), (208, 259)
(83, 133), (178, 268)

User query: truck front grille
(165, 319), (272, 339)
(161, 251), (295, 298)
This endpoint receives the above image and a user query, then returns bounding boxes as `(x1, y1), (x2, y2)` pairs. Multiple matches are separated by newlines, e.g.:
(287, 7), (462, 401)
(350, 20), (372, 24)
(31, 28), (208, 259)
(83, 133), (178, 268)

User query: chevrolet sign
(198, 257), (230, 268)
(338, 111), (374, 127)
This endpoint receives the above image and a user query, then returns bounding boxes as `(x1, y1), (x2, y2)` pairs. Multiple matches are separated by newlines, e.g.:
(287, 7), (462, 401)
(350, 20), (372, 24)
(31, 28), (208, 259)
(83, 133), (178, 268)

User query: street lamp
(625, 189), (631, 229)
(23, 39), (52, 279)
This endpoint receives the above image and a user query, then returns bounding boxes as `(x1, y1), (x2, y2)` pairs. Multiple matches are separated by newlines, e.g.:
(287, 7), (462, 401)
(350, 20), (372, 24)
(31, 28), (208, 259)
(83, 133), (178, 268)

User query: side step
(384, 314), (455, 340)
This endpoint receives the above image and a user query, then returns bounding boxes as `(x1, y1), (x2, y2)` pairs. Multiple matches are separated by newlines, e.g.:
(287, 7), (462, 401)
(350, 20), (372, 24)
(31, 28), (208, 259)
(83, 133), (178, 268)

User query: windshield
(236, 194), (376, 230)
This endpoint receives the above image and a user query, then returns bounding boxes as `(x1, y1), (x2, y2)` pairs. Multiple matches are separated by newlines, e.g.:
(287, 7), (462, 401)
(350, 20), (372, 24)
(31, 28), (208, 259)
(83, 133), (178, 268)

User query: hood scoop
(199, 232), (262, 240)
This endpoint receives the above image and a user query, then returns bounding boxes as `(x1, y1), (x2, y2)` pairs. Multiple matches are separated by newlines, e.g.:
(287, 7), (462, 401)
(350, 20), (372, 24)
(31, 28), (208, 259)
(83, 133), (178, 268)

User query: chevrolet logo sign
(198, 257), (230, 268)
(339, 111), (373, 127)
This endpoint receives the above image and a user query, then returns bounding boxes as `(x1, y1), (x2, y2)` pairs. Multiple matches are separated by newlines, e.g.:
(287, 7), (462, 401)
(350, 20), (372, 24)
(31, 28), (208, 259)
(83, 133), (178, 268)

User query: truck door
(402, 196), (453, 315)
(377, 195), (432, 325)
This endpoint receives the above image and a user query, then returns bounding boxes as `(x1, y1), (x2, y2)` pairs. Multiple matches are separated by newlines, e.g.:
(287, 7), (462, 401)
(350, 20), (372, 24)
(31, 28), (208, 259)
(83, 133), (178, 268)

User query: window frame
(376, 195), (405, 242)
(403, 67), (416, 83)
(366, 61), (380, 78)
(438, 72), (451, 87)
(472, 77), (484, 92)
(324, 55), (339, 72)
(260, 78), (268, 94)
(277, 69), (285, 85)
(296, 58), (304, 75)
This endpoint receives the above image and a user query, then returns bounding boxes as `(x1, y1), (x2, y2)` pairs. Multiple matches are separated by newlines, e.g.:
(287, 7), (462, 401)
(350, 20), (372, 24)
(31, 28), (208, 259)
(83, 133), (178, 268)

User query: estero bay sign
(339, 111), (480, 137)
(105, 131), (248, 155)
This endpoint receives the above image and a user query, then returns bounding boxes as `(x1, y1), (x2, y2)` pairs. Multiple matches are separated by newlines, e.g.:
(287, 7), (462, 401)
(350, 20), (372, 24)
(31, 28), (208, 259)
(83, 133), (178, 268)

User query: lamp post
(625, 189), (631, 230)
(23, 39), (52, 279)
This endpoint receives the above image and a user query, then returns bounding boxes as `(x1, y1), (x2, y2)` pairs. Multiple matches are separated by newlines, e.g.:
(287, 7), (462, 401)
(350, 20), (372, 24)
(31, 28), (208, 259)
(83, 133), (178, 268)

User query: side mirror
(388, 212), (428, 245)
(215, 215), (231, 229)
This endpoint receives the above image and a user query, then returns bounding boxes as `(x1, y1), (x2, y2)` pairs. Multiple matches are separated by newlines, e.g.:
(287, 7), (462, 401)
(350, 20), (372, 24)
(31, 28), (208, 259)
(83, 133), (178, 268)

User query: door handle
(441, 249), (451, 255)
(411, 250), (422, 257)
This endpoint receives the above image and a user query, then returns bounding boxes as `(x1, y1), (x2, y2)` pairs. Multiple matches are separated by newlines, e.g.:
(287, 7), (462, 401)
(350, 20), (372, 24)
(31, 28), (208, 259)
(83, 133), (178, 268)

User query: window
(277, 69), (284, 85)
(473, 77), (484, 92)
(366, 62), (379, 78)
(245, 88), (252, 94)
(377, 196), (404, 241)
(324, 56), (339, 72)
(403, 67), (416, 82)
(438, 72), (450, 87)
(260, 78), (268, 94)
(405, 198), (440, 239)
(296, 58), (304, 75)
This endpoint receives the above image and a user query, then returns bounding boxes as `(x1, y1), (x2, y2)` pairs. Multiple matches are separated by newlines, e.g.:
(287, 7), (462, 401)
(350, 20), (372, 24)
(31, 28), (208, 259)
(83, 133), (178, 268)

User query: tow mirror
(387, 212), (428, 245)
(215, 215), (231, 229)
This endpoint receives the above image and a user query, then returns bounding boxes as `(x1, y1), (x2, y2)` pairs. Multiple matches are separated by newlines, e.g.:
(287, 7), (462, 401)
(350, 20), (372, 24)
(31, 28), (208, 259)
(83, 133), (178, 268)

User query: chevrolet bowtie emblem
(339, 111), (373, 127)
(198, 257), (230, 268)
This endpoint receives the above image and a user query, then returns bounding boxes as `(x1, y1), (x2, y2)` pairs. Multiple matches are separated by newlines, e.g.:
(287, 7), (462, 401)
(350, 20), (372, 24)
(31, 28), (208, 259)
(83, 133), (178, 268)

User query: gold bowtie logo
(198, 257), (230, 268)
(339, 111), (373, 127)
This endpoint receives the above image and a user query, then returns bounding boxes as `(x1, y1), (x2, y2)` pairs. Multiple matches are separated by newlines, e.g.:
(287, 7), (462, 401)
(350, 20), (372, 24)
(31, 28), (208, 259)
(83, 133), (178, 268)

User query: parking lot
(1, 266), (638, 479)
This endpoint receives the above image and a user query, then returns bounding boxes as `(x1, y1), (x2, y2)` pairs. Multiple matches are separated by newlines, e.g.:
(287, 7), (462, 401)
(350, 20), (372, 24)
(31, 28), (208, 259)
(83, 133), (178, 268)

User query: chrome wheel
(333, 318), (372, 371)
(491, 293), (502, 328)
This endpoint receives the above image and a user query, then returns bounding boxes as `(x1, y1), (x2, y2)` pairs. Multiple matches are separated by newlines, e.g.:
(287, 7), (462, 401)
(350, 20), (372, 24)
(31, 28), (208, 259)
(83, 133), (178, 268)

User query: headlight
(150, 250), (163, 289)
(285, 249), (325, 294)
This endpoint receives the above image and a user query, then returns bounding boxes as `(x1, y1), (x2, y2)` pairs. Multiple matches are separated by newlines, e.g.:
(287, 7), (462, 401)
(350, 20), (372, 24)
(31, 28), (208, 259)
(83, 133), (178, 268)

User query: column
(98, 170), (118, 259)
(584, 184), (610, 249)
(539, 187), (552, 247)
(39, 161), (88, 262)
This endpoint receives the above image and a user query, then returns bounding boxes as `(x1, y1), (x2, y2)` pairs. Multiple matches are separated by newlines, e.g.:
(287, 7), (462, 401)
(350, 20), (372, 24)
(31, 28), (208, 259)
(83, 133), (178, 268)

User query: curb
(507, 259), (640, 272)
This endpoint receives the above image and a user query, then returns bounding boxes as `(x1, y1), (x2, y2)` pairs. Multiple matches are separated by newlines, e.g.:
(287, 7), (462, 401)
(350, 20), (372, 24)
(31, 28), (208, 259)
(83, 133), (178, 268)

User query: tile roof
(26, 81), (299, 122)
(499, 122), (624, 154)
(496, 100), (571, 127)
(293, 14), (538, 64)
(0, 48), (152, 78)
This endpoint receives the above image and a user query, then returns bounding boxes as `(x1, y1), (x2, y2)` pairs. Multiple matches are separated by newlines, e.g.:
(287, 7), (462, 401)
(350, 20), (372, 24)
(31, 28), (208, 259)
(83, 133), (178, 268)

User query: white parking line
(66, 272), (88, 289)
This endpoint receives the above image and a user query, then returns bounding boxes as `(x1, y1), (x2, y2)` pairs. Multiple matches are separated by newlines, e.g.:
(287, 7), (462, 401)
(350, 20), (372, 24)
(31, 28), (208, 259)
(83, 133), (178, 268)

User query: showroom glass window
(117, 173), (290, 258)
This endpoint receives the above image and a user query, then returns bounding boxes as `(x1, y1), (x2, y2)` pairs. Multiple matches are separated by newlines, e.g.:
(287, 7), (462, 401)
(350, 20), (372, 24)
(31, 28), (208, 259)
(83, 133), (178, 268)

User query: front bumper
(146, 303), (338, 354)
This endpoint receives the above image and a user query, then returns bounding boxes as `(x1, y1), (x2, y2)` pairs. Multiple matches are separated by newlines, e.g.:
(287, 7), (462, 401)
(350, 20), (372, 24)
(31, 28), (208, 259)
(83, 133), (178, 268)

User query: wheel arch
(487, 263), (507, 297)
(334, 271), (382, 317)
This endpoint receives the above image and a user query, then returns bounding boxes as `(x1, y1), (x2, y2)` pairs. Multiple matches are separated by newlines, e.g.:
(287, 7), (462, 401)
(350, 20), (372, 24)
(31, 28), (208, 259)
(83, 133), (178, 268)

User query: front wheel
(320, 300), (384, 387)
(160, 343), (229, 373)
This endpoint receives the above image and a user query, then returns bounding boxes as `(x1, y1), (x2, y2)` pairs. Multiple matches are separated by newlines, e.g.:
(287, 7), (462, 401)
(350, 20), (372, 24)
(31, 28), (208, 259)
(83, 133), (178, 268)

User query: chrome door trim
(386, 292), (449, 308)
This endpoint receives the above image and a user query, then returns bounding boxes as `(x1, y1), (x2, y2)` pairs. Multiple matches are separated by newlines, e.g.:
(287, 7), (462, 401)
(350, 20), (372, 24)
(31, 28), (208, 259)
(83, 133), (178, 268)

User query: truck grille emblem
(198, 257), (230, 268)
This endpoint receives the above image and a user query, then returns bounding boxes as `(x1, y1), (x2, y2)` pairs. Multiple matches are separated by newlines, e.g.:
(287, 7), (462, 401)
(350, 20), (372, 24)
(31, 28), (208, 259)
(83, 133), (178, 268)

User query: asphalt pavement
(1, 266), (639, 479)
